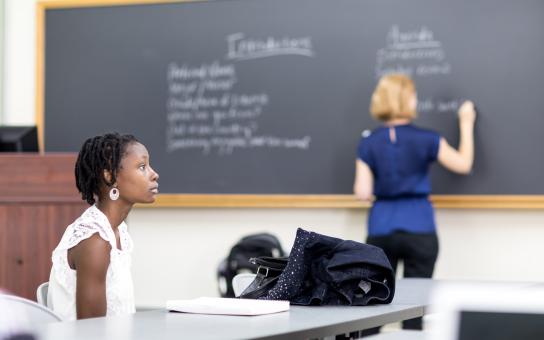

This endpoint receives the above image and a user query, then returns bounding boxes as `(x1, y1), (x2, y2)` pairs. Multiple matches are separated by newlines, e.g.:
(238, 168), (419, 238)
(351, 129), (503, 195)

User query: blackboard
(41, 0), (544, 196)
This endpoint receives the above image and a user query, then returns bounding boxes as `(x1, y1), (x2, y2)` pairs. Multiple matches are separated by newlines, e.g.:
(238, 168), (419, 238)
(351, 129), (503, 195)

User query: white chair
(0, 293), (61, 324)
(232, 273), (256, 297)
(36, 282), (49, 307)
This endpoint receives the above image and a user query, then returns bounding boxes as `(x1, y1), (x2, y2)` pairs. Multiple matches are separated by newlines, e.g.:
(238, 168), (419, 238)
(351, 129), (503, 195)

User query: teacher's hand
(458, 100), (476, 125)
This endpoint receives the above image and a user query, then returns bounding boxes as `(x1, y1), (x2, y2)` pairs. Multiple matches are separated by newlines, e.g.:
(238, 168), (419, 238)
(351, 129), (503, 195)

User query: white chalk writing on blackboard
(386, 25), (439, 49)
(375, 25), (450, 79)
(226, 33), (315, 61)
(167, 136), (311, 155)
(417, 98), (460, 114)
(168, 62), (235, 80)
(166, 61), (311, 154)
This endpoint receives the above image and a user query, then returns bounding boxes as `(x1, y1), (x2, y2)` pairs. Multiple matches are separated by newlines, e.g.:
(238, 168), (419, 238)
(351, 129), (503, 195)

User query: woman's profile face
(115, 142), (160, 204)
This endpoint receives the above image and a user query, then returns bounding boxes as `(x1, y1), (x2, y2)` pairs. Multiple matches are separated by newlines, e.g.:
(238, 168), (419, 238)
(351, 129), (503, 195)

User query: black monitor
(0, 126), (40, 152)
(458, 311), (544, 340)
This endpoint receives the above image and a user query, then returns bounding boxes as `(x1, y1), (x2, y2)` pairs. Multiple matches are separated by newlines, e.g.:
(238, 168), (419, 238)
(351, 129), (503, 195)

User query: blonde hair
(370, 74), (417, 121)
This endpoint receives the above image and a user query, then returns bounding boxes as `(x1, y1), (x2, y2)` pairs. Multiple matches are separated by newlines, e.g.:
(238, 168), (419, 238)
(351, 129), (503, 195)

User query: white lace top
(47, 205), (135, 321)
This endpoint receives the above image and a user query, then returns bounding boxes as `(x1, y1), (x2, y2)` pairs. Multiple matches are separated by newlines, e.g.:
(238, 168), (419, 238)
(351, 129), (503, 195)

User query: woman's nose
(150, 167), (159, 180)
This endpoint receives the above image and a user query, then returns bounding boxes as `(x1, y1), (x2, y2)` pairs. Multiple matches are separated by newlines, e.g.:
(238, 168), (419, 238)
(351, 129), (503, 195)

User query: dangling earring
(109, 187), (120, 201)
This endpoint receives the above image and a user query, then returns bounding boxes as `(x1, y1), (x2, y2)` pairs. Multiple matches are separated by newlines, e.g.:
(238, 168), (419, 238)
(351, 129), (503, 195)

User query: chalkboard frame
(35, 0), (544, 209)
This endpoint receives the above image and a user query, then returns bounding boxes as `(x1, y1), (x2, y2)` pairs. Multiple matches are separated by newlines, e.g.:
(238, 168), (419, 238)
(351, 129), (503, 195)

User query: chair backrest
(0, 294), (61, 324)
(232, 273), (256, 297)
(36, 282), (49, 307)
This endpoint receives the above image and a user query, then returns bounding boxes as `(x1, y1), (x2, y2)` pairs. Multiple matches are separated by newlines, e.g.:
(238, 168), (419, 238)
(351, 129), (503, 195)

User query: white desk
(392, 278), (538, 307)
(34, 279), (431, 340)
(34, 278), (544, 339)
(36, 305), (424, 340)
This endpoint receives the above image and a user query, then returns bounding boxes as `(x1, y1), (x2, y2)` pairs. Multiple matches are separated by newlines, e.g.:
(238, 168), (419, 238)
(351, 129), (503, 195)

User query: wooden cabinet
(0, 154), (86, 300)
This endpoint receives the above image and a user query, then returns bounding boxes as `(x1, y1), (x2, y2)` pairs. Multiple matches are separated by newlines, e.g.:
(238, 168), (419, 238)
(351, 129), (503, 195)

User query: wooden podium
(0, 153), (87, 300)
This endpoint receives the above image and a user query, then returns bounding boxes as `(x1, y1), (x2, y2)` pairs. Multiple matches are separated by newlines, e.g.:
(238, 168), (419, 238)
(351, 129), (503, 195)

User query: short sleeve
(55, 205), (115, 252)
(357, 136), (374, 168)
(428, 131), (441, 162)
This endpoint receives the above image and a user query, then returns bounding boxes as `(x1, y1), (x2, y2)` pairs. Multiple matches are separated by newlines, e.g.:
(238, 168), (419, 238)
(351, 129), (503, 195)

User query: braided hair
(75, 132), (139, 205)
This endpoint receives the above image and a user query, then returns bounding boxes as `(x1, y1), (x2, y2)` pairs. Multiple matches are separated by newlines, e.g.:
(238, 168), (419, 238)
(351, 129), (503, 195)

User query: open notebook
(166, 297), (289, 316)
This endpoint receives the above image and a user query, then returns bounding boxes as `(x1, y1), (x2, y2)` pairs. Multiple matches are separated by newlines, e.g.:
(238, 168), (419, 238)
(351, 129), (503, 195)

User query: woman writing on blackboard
(353, 74), (476, 330)
(48, 132), (159, 320)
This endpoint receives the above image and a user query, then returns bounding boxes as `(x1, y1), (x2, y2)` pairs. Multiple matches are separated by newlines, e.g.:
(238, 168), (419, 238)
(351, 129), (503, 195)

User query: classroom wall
(0, 0), (4, 123)
(2, 0), (35, 125)
(4, 0), (544, 308)
(128, 208), (544, 307)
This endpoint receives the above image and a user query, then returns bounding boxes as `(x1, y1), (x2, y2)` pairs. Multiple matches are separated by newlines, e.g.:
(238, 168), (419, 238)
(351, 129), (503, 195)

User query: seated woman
(48, 132), (159, 320)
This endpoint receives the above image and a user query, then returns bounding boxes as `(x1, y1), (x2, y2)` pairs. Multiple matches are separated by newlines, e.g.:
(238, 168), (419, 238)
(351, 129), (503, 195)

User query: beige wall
(5, 0), (544, 309)
(2, 0), (35, 125)
(127, 208), (544, 308)
(0, 0), (4, 122)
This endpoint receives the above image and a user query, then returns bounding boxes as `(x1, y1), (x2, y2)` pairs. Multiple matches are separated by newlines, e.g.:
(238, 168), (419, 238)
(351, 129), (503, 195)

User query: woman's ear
(103, 169), (113, 185)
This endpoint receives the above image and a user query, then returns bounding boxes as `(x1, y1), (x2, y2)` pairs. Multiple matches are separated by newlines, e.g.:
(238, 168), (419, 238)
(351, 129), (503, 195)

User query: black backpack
(217, 233), (285, 297)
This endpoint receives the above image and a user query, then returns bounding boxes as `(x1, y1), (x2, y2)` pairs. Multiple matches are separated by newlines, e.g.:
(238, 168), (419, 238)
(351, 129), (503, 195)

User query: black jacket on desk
(262, 228), (395, 305)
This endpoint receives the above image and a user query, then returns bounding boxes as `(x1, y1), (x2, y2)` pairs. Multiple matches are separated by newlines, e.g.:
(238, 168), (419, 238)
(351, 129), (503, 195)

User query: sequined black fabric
(262, 228), (395, 306)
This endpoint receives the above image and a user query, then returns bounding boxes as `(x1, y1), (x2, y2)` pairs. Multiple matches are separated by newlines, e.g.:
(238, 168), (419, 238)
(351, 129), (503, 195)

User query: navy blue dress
(357, 124), (440, 236)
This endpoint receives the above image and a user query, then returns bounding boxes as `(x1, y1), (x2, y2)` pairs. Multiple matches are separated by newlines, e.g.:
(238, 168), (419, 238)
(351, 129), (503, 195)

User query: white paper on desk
(166, 297), (289, 316)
